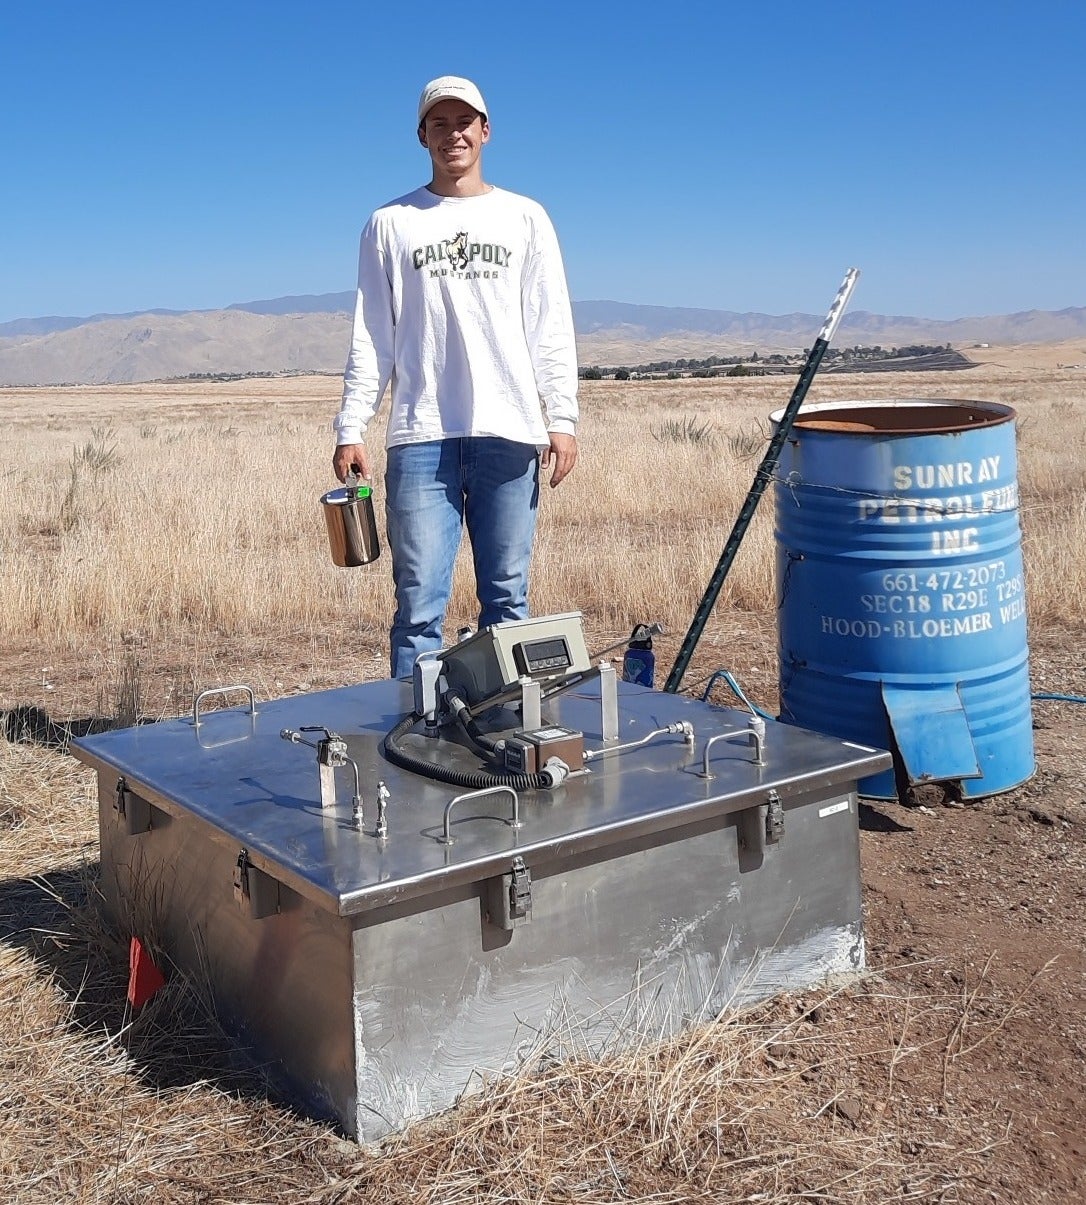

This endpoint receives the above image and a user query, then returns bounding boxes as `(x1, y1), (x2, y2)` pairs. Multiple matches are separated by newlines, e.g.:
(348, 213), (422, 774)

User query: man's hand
(333, 443), (371, 483)
(541, 432), (578, 488)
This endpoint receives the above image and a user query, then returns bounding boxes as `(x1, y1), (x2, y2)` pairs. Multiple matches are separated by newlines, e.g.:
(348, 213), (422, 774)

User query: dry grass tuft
(323, 968), (1019, 1205)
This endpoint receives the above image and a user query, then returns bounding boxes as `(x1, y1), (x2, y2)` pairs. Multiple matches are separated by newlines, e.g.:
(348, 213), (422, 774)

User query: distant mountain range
(1, 294), (1084, 386)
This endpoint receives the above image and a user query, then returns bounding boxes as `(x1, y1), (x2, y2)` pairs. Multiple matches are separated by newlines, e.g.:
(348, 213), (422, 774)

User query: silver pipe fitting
(584, 720), (696, 762)
(375, 782), (390, 839)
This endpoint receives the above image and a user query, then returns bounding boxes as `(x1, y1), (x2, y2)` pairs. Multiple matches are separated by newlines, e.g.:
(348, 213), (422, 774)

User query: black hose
(447, 693), (504, 756)
(382, 711), (556, 791)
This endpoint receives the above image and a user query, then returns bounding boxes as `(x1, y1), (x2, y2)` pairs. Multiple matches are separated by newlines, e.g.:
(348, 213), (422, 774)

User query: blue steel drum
(772, 399), (1034, 800)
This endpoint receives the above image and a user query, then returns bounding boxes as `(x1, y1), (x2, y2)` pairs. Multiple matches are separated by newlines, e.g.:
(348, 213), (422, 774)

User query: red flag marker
(127, 935), (166, 1009)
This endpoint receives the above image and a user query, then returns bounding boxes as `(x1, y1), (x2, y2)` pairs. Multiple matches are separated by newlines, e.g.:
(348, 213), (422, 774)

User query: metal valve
(301, 725), (348, 767)
(281, 726), (362, 814)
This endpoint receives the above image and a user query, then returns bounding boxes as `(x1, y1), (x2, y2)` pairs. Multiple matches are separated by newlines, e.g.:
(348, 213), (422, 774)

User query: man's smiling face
(419, 98), (489, 183)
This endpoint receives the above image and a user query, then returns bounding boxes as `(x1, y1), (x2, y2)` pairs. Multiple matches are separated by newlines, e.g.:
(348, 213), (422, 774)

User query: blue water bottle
(622, 624), (656, 688)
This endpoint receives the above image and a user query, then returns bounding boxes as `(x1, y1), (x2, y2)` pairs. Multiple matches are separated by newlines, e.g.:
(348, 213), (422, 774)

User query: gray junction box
(72, 678), (890, 1142)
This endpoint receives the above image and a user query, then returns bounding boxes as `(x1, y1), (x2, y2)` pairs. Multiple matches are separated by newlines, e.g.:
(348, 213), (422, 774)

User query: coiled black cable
(381, 706), (557, 791)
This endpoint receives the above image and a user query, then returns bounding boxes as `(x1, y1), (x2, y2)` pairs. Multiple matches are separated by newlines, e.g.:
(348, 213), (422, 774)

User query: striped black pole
(663, 268), (860, 695)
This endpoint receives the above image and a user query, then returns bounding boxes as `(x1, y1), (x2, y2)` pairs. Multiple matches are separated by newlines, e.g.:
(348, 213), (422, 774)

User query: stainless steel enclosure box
(73, 680), (889, 1142)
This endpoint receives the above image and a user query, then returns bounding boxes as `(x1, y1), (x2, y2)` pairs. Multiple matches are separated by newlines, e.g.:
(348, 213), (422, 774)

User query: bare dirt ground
(684, 617), (1086, 1203)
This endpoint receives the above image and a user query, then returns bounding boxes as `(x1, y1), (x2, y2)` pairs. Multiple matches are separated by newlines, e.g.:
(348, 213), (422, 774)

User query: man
(333, 75), (579, 678)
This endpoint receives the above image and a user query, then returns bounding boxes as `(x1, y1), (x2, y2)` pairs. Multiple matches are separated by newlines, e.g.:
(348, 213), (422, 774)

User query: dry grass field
(1, 356), (1085, 1202)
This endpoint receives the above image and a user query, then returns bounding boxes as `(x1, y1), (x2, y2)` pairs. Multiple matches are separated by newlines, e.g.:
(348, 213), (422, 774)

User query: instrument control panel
(438, 613), (593, 708)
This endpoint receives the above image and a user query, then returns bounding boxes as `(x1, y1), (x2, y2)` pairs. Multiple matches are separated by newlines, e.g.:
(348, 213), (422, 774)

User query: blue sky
(2, 0), (1082, 324)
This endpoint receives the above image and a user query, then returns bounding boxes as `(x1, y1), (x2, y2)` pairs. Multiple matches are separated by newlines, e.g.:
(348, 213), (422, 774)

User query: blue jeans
(384, 437), (540, 678)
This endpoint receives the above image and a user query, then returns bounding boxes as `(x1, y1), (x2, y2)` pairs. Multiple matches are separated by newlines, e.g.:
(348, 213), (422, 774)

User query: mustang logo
(444, 231), (469, 270)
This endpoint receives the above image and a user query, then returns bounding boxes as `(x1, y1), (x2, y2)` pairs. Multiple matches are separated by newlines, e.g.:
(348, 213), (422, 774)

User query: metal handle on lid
(193, 684), (258, 728)
(439, 786), (522, 845)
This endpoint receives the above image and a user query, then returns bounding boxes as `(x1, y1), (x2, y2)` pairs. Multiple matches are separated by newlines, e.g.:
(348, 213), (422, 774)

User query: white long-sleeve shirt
(334, 185), (579, 450)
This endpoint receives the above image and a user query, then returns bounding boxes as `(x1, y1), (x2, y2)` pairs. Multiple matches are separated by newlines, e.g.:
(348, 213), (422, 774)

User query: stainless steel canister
(321, 478), (381, 567)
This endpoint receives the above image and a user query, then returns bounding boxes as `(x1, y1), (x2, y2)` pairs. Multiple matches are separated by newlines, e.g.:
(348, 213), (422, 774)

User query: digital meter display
(513, 636), (573, 677)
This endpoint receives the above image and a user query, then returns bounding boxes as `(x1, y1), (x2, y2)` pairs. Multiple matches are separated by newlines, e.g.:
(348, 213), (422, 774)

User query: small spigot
(375, 781), (390, 839)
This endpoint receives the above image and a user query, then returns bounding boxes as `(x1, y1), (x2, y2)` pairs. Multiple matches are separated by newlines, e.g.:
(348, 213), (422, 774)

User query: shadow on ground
(2, 703), (114, 748)
(857, 801), (913, 833)
(0, 861), (286, 1106)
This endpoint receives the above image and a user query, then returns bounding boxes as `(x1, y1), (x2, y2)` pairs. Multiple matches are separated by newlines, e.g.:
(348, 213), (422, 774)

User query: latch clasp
(113, 775), (151, 835)
(233, 848), (251, 904)
(233, 848), (279, 919)
(738, 788), (785, 868)
(487, 855), (533, 930)
(765, 789), (784, 843)
(508, 856), (532, 921)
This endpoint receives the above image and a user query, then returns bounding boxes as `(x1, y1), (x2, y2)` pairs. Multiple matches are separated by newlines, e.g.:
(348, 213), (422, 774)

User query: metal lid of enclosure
(71, 679), (890, 917)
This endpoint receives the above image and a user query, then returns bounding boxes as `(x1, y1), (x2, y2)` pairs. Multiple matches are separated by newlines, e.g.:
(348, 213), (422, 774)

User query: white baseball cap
(417, 76), (488, 124)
